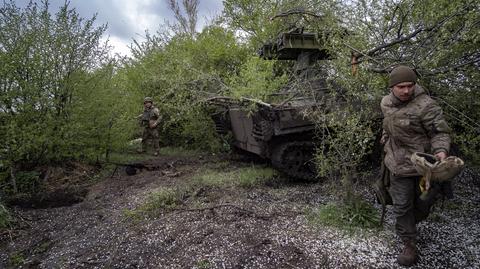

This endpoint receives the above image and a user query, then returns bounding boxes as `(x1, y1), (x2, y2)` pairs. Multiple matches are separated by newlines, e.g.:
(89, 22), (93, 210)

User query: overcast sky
(13, 0), (224, 56)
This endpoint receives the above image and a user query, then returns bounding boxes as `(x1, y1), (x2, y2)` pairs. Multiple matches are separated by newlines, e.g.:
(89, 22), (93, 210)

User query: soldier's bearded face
(392, 82), (415, 102)
(144, 102), (152, 108)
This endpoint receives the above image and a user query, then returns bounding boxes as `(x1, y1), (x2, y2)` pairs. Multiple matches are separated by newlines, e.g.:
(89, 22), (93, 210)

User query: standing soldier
(380, 65), (451, 266)
(138, 97), (161, 156)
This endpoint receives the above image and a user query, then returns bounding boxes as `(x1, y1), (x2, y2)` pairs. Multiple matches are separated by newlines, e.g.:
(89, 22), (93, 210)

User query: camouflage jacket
(141, 106), (161, 128)
(381, 85), (451, 177)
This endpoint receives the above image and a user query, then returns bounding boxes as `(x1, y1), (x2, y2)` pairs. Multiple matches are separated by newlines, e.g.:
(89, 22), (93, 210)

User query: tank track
(271, 141), (316, 180)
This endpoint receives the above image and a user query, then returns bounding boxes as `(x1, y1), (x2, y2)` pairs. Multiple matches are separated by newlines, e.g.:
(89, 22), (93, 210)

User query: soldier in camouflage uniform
(381, 65), (451, 266)
(139, 97), (161, 156)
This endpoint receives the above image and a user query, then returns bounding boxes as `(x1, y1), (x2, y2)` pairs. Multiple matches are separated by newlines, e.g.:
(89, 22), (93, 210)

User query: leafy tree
(69, 63), (138, 161)
(340, 0), (479, 163)
(220, 0), (479, 220)
(168, 0), (199, 37)
(117, 25), (250, 151)
(0, 0), (475, 218)
(228, 56), (288, 100)
(0, 0), (116, 193)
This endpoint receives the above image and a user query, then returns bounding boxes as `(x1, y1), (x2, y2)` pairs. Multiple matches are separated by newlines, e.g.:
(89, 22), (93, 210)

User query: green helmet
(410, 152), (464, 182)
(144, 97), (153, 103)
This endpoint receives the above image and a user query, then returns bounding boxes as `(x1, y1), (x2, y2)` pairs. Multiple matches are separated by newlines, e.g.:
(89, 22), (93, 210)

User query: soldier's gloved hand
(435, 151), (447, 161)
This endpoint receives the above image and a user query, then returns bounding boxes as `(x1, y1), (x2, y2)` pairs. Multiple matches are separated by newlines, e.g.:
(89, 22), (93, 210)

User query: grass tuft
(123, 186), (190, 219)
(158, 146), (200, 157)
(0, 203), (12, 229)
(143, 188), (186, 211)
(193, 166), (276, 188)
(124, 165), (276, 220)
(196, 259), (212, 269)
(307, 197), (380, 232)
(8, 252), (25, 267)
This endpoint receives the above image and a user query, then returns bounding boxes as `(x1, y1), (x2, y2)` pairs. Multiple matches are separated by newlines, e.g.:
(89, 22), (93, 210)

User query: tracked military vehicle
(208, 29), (332, 180)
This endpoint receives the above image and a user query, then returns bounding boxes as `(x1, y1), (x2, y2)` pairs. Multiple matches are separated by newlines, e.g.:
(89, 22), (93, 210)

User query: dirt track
(1, 154), (479, 269)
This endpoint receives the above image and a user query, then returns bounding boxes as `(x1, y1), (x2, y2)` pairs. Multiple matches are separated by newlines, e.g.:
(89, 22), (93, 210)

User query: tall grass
(193, 166), (276, 188)
(307, 196), (380, 232)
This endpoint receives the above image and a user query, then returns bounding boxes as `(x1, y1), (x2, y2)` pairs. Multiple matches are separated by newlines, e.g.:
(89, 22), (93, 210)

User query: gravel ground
(0, 155), (478, 269)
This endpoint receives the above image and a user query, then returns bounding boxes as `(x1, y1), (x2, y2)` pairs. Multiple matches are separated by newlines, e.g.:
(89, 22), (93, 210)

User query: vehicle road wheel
(271, 141), (316, 180)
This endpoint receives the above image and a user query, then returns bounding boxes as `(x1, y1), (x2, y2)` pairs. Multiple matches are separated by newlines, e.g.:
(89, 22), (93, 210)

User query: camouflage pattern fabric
(141, 106), (161, 152)
(380, 84), (451, 243)
(381, 85), (451, 177)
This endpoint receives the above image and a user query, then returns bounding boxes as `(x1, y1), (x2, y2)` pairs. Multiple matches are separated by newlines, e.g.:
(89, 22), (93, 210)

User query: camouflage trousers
(388, 172), (435, 242)
(142, 127), (160, 152)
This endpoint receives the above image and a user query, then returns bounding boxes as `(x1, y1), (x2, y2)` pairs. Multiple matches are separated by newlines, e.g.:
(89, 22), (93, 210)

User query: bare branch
(384, 4), (399, 38)
(396, 8), (407, 39)
(422, 56), (480, 76)
(366, 26), (425, 57)
(168, 0), (198, 36)
(356, 5), (472, 60)
(270, 7), (323, 21)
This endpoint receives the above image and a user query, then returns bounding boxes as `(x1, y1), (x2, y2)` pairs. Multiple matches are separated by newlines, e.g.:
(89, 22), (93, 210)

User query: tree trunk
(10, 165), (18, 194)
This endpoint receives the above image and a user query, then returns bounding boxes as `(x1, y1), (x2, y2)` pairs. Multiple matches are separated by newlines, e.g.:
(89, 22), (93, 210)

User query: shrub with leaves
(0, 203), (12, 229)
(141, 187), (189, 212)
(117, 26), (250, 152)
(308, 197), (380, 231)
(228, 56), (288, 100)
(0, 1), (115, 169)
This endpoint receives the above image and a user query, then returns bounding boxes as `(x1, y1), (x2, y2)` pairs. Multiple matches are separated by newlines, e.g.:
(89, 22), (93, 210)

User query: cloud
(116, 0), (171, 38)
(102, 35), (131, 57)
(198, 0), (224, 28)
(199, 0), (224, 14)
(11, 0), (224, 56)
(73, 0), (167, 40)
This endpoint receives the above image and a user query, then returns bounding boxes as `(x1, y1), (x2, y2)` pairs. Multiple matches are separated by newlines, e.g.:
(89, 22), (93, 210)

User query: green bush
(12, 171), (40, 195)
(8, 252), (25, 267)
(308, 197), (380, 231)
(141, 187), (189, 212)
(235, 167), (276, 188)
(228, 56), (288, 100)
(0, 1), (126, 170)
(0, 203), (12, 229)
(0, 170), (42, 198)
(117, 26), (249, 154)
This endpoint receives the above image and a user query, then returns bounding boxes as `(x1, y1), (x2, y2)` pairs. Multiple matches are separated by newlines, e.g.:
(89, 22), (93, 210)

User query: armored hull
(208, 29), (332, 180)
(209, 97), (317, 179)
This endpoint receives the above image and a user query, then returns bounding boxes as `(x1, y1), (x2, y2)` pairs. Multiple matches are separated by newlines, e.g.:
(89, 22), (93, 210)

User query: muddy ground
(0, 153), (479, 269)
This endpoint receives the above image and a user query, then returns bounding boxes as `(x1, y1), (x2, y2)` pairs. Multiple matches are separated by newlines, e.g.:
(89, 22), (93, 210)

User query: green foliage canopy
(116, 25), (251, 151)
(0, 0), (128, 172)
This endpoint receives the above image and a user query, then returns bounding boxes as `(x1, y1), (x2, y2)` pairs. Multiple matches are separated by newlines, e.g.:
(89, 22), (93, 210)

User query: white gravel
(0, 162), (478, 269)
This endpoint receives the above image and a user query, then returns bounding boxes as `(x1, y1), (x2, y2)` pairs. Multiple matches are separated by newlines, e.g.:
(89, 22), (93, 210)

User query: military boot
(397, 240), (418, 267)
